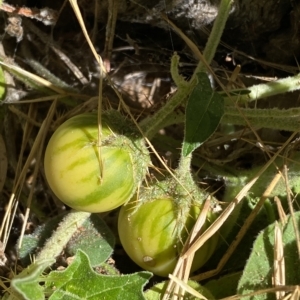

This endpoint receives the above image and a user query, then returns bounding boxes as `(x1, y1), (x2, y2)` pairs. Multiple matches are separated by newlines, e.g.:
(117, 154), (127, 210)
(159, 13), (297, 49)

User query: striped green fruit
(44, 110), (149, 212)
(118, 194), (218, 277)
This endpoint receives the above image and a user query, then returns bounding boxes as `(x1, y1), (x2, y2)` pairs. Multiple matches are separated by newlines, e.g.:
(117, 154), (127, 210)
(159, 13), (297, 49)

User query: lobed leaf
(47, 250), (152, 300)
(9, 259), (55, 300)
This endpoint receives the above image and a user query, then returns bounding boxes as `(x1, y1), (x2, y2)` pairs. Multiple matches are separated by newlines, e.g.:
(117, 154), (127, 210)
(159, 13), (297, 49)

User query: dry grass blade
(0, 101), (57, 251)
(274, 196), (288, 224)
(0, 241), (7, 266)
(49, 45), (89, 86)
(68, 1), (194, 187)
(168, 274), (208, 300)
(0, 61), (68, 95)
(160, 12), (237, 105)
(68, 0), (107, 180)
(0, 134), (7, 193)
(162, 199), (211, 300)
(7, 94), (74, 104)
(181, 198), (214, 258)
(226, 64), (242, 89)
(18, 100), (57, 249)
(144, 136), (193, 195)
(160, 14), (207, 67)
(193, 168), (282, 281)
(8, 106), (41, 127)
(51, 96), (98, 128)
(192, 131), (298, 281)
(0, 104), (37, 249)
(68, 0), (105, 71)
(286, 286), (300, 300)
(162, 140), (288, 297)
(21, 17), (89, 86)
(273, 222), (285, 300)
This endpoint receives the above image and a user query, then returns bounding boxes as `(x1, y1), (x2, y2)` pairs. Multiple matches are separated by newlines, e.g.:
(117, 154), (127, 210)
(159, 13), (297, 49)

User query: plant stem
(236, 72), (300, 103)
(140, 0), (233, 139)
(221, 114), (300, 132)
(153, 104), (300, 133)
(139, 54), (194, 138)
(192, 0), (234, 77)
(223, 106), (300, 131)
(140, 0), (300, 139)
(177, 152), (193, 177)
(35, 210), (91, 262)
(226, 106), (300, 118)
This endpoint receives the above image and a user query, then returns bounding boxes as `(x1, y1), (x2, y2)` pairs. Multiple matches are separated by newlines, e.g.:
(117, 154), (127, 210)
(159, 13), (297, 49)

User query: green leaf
(19, 214), (115, 268)
(237, 212), (300, 299)
(47, 250), (152, 300)
(182, 72), (224, 156)
(9, 259), (55, 300)
(65, 214), (115, 267)
(204, 272), (242, 299)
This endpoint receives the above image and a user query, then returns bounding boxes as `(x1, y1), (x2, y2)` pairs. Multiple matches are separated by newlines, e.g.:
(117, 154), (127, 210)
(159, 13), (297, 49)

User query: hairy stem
(193, 0), (234, 76)
(154, 104), (300, 133)
(234, 72), (300, 103)
(140, 0), (233, 139)
(35, 210), (91, 262)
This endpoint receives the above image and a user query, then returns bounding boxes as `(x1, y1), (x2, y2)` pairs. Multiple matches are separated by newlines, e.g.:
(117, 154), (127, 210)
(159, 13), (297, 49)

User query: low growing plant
(1, 0), (300, 299)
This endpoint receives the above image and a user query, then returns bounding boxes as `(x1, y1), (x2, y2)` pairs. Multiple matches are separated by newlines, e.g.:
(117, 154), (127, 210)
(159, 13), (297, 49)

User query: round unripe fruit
(118, 195), (218, 277)
(44, 111), (149, 212)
